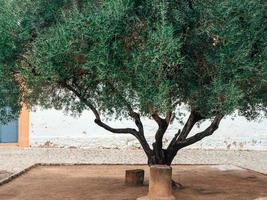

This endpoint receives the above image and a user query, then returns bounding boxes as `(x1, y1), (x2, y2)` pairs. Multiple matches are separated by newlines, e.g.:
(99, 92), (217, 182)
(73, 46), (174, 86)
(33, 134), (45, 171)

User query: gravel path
(0, 148), (266, 177)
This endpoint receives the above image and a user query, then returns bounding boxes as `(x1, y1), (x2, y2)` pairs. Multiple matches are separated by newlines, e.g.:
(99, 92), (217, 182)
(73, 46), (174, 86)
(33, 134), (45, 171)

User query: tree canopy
(1, 0), (266, 164)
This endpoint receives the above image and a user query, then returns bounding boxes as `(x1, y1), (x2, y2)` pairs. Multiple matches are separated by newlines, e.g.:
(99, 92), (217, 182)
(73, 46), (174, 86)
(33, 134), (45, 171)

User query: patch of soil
(0, 165), (266, 200)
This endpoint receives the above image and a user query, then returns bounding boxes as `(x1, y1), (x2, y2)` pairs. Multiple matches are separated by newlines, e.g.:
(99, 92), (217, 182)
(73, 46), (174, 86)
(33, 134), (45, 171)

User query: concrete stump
(137, 165), (176, 200)
(125, 169), (144, 186)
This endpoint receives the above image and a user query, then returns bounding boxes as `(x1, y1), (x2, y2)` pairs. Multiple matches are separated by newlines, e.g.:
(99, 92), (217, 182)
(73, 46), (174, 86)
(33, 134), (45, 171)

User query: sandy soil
(0, 165), (266, 200)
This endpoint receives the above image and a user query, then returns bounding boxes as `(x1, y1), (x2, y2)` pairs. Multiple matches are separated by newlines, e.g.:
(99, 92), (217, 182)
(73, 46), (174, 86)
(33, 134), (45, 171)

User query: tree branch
(94, 117), (152, 157)
(94, 119), (137, 135)
(166, 110), (204, 162)
(62, 81), (152, 157)
(176, 110), (204, 142)
(167, 129), (181, 150)
(106, 83), (150, 155)
(63, 81), (141, 135)
(148, 105), (171, 163)
(128, 111), (153, 158)
(165, 115), (223, 165)
(165, 111), (172, 123)
(149, 110), (168, 144)
(106, 81), (146, 134)
(177, 115), (223, 149)
(129, 111), (144, 133)
(150, 110), (164, 125)
(61, 81), (100, 120)
(166, 110), (203, 153)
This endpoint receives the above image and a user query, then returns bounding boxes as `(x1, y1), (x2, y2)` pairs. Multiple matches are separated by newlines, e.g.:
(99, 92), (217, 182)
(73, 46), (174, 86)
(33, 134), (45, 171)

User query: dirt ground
(0, 165), (266, 200)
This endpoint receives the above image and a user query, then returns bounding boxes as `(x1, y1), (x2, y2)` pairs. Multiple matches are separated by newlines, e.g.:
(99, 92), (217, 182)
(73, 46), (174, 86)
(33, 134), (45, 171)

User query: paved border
(0, 148), (266, 182)
(0, 164), (38, 186)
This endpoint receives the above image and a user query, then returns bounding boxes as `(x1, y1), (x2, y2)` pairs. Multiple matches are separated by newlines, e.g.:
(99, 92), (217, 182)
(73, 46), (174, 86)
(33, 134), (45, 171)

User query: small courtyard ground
(0, 165), (266, 200)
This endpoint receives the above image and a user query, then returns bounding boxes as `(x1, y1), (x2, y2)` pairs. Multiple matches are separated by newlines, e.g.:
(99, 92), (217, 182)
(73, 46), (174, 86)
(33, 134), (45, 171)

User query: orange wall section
(18, 105), (30, 147)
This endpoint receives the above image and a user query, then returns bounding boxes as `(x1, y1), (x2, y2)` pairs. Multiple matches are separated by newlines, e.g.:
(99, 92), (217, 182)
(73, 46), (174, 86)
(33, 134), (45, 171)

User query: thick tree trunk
(147, 150), (183, 190)
(148, 148), (178, 166)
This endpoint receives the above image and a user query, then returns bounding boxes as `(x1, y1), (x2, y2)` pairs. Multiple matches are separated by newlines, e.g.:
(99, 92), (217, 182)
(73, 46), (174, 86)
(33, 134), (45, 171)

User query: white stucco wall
(29, 108), (267, 150)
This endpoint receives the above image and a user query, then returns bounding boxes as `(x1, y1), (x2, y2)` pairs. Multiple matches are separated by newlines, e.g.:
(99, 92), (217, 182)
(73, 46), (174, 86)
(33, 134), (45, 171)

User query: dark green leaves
(1, 0), (266, 121)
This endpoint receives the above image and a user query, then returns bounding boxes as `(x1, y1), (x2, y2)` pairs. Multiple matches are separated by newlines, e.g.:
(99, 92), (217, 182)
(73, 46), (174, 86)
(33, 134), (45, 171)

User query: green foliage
(0, 0), (24, 122)
(0, 69), (21, 123)
(1, 0), (266, 122)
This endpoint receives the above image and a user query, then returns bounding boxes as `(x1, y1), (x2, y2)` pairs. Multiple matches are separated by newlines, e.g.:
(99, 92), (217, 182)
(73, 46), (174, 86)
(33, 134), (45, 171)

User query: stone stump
(137, 165), (176, 200)
(125, 169), (144, 186)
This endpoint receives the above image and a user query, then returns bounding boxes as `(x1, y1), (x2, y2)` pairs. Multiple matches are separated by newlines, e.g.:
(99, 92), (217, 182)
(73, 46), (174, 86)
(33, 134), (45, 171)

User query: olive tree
(2, 0), (266, 165)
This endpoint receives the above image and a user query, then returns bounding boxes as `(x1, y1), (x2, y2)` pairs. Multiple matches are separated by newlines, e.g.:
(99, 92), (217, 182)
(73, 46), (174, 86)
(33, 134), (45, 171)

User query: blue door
(0, 120), (18, 143)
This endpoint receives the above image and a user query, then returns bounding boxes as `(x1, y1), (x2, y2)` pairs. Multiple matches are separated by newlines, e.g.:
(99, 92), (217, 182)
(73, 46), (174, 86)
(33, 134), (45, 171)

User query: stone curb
(0, 164), (39, 186)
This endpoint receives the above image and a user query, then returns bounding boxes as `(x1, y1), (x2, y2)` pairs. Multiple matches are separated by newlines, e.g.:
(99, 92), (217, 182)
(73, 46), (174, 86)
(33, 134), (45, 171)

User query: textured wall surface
(30, 108), (267, 150)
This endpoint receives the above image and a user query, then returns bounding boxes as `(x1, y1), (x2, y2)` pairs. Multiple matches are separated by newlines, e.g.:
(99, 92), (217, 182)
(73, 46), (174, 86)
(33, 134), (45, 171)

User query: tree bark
(166, 115), (223, 165)
(65, 82), (223, 168)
